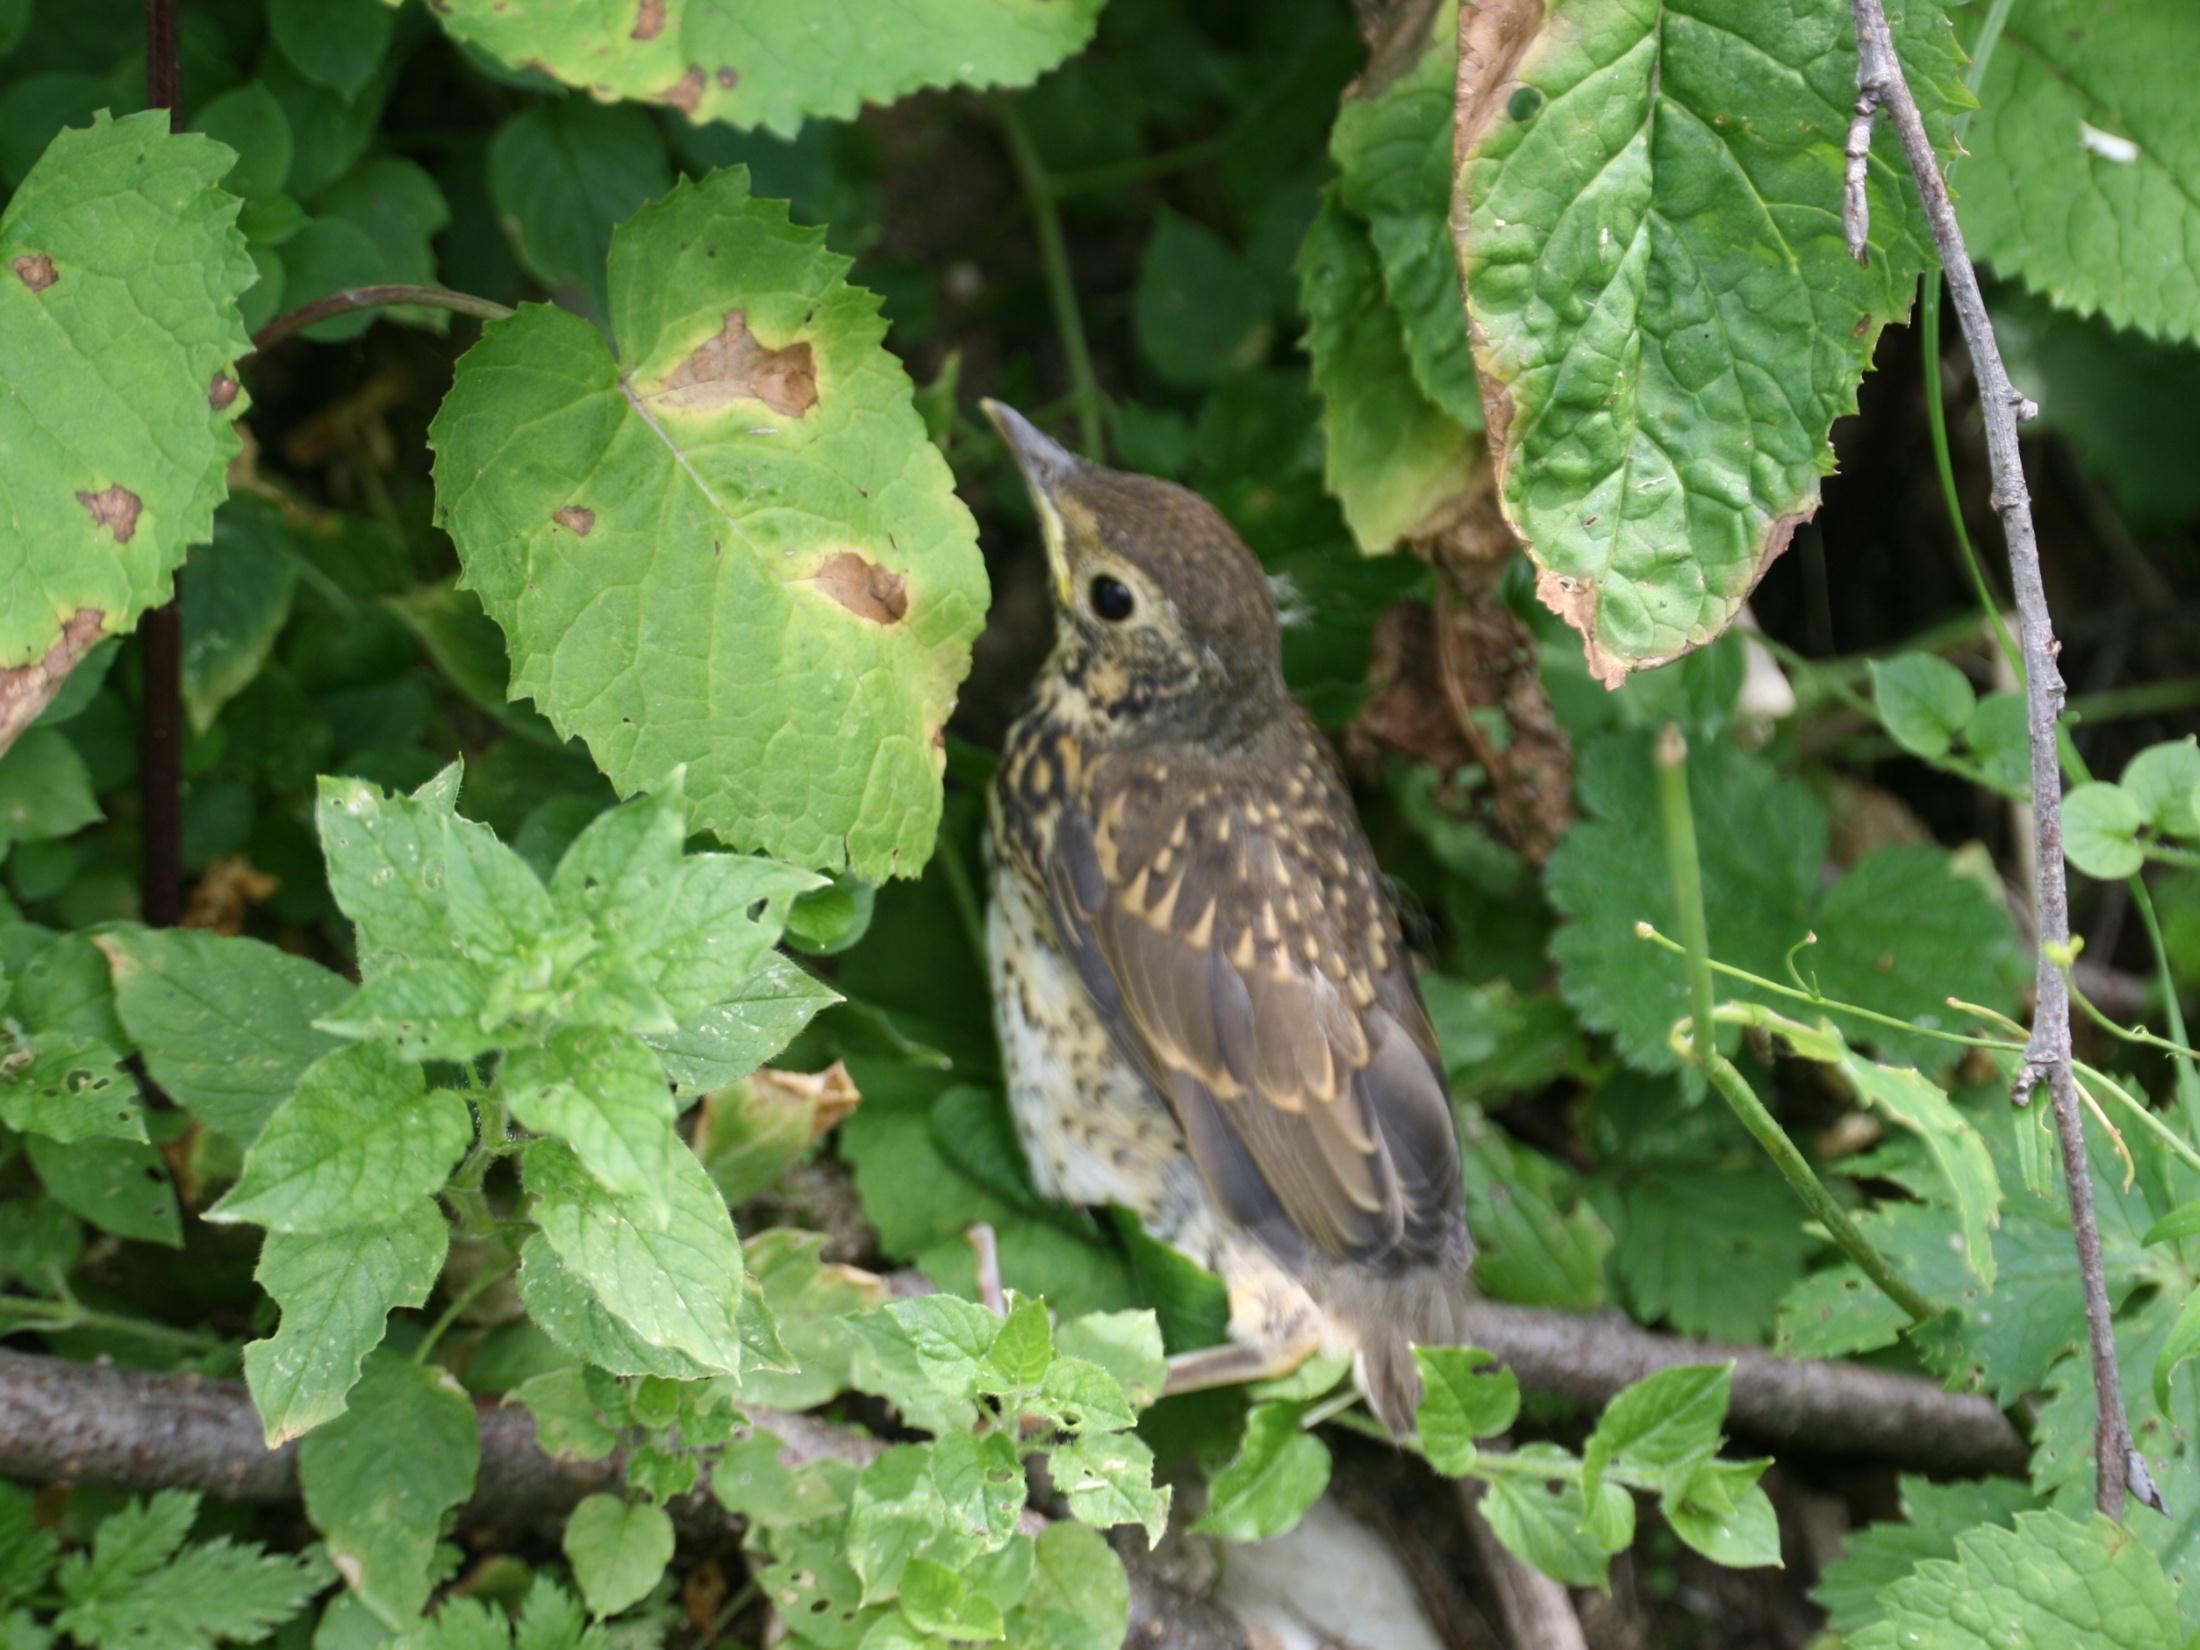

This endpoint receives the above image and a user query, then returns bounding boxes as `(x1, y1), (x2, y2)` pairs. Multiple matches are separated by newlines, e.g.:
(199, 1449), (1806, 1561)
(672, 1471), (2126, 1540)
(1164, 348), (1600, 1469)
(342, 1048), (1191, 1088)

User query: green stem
(1653, 730), (1938, 1323)
(0, 1301), (228, 1352)
(2072, 1059), (2200, 1177)
(2068, 676), (2200, 726)
(442, 1086), (509, 1240)
(413, 1257), (515, 1366)
(2066, 968), (2200, 1063)
(994, 100), (1105, 460)
(2145, 842), (2200, 872)
(1655, 726), (1719, 1060)
(2130, 878), (2200, 1140)
(935, 831), (989, 969)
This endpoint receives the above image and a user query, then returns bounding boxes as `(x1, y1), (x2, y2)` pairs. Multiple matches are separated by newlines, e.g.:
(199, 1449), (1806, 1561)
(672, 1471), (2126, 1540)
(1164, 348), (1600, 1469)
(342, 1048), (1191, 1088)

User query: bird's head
(985, 400), (1286, 736)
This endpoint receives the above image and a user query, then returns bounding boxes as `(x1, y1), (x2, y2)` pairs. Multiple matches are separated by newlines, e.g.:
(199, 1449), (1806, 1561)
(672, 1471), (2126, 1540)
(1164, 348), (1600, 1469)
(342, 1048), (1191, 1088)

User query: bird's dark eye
(1088, 574), (1134, 622)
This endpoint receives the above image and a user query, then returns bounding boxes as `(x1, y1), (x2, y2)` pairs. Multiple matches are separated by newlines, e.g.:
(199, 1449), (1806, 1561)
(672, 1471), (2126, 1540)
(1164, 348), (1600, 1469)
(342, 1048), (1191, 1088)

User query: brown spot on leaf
(76, 484), (141, 543)
(0, 607), (103, 760)
(716, 66), (737, 88)
(645, 310), (818, 418)
(1453, 0), (1546, 169)
(632, 0), (666, 39)
(553, 505), (595, 536)
(804, 551), (907, 625)
(208, 372), (239, 410)
(656, 65), (705, 114)
(12, 253), (56, 292)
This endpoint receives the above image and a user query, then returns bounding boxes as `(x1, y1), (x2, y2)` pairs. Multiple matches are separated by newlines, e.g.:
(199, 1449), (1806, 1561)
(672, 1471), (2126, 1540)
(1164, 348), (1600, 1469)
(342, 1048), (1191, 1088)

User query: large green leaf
(420, 0), (1104, 138)
(1329, 0), (1483, 433)
(1960, 0), (2200, 346)
(299, 1353), (479, 1628)
(0, 110), (252, 670)
(430, 168), (988, 879)
(1851, 1510), (2181, 1650)
(1452, 0), (1965, 685)
(242, 1201), (448, 1446)
(1297, 190), (1477, 552)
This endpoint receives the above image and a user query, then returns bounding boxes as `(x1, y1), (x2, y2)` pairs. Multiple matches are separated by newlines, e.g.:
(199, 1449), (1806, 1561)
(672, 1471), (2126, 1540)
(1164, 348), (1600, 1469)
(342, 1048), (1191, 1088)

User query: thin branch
(1455, 1476), (1589, 1650)
(0, 608), (103, 760)
(1843, 0), (2150, 1521)
(248, 285), (516, 356)
(0, 1351), (1254, 1650)
(992, 100), (1106, 460)
(139, 0), (184, 932)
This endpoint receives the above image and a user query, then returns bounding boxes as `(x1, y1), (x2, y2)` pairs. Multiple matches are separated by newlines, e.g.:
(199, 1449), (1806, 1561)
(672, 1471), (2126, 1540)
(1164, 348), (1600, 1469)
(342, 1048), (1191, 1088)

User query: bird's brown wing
(1042, 738), (1463, 1272)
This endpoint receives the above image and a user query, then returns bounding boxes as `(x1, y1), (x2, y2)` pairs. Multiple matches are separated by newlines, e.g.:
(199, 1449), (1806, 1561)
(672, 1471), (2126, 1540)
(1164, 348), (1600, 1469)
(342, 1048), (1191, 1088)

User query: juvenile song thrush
(982, 402), (1472, 1435)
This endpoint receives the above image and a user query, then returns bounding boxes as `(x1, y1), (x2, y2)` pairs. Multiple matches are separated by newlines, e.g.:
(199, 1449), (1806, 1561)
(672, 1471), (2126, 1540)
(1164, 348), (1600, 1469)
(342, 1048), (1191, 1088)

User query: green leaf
(1605, 1165), (1821, 1343)
(899, 1557), (1005, 1644)
(980, 1297), (1053, 1395)
(1004, 1524), (1128, 1650)
(1329, 3), (1484, 432)
(0, 1031), (143, 1145)
(299, 1354), (478, 1628)
(1413, 1347), (1521, 1475)
(642, 950), (840, 1091)
(1478, 1450), (1609, 1589)
(97, 928), (349, 1144)
(1814, 1475), (2038, 1636)
(193, 85), (292, 203)
(1453, 0), (1964, 685)
(562, 1497), (672, 1620)
(1050, 1429), (1171, 1548)
(1456, 1104), (1611, 1308)
(1829, 1046), (2001, 1289)
(182, 497), (300, 735)
(2154, 1284), (2200, 1411)
(2063, 781), (2145, 879)
(2145, 1202), (2200, 1247)
(847, 1445), (953, 1605)
(2121, 740), (2200, 839)
(513, 1233), (713, 1380)
(1027, 1356), (1136, 1436)
(928, 1430), (1025, 1553)
(855, 1293), (1008, 1403)
(0, 730), (99, 853)
(1851, 1510), (2181, 1650)
(508, 1368), (619, 1465)
(1581, 1363), (1729, 1502)
(1054, 1311), (1166, 1412)
(1870, 653), (1976, 761)
(1664, 1458), (1779, 1569)
(243, 1202), (449, 1446)
(430, 169), (987, 880)
(1133, 212), (1273, 390)
(421, 0), (1104, 139)
(735, 1227), (882, 1410)
(209, 1044), (472, 1234)
(1963, 691), (2032, 798)
(488, 100), (671, 322)
(51, 1491), (327, 1650)
(25, 1134), (180, 1247)
(0, 1483), (57, 1608)
(1190, 1402), (1325, 1543)
(525, 1138), (745, 1374)
(284, 159), (450, 344)
(268, 0), (395, 101)
(503, 1027), (679, 1212)
(1297, 190), (1476, 552)
(0, 111), (252, 671)
(1959, 0), (2200, 346)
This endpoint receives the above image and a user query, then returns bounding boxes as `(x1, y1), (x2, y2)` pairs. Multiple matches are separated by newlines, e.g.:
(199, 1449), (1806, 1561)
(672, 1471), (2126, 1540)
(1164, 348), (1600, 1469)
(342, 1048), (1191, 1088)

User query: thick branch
(0, 1351), (1250, 1650)
(1454, 1300), (2026, 1477)
(1843, 0), (2147, 1520)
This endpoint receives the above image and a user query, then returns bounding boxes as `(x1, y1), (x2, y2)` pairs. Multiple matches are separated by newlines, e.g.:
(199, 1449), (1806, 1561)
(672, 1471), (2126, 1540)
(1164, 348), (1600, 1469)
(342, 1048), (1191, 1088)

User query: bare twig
(1843, 0), (2150, 1521)
(0, 1351), (1253, 1650)
(140, 0), (184, 931)
(966, 1222), (1006, 1315)
(247, 285), (515, 357)
(0, 608), (103, 760)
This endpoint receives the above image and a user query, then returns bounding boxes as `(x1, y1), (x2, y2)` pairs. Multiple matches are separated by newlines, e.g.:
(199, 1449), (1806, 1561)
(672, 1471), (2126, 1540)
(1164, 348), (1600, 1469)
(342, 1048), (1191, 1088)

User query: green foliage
(1452, 0), (1963, 684)
(3, 0), (2198, 1639)
(44, 1491), (328, 1650)
(424, 0), (1105, 138)
(430, 168), (988, 880)
(1960, 0), (2200, 348)
(0, 111), (252, 668)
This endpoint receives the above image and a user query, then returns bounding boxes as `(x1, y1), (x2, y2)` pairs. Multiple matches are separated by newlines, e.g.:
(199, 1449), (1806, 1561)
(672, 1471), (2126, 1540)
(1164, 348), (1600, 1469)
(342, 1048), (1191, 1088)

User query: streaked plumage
(982, 403), (1472, 1433)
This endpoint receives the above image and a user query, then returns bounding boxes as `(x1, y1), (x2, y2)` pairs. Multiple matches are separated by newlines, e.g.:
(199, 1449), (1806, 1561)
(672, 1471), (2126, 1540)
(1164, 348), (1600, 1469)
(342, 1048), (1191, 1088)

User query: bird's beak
(982, 399), (1078, 605)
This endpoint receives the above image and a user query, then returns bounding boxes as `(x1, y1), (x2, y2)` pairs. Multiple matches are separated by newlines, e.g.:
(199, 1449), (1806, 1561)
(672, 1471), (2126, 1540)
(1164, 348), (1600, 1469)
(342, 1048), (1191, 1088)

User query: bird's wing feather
(1043, 738), (1462, 1271)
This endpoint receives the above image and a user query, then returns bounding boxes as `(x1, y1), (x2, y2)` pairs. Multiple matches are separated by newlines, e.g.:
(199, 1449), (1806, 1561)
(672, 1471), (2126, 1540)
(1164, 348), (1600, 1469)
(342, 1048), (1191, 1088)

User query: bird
(980, 400), (1473, 1435)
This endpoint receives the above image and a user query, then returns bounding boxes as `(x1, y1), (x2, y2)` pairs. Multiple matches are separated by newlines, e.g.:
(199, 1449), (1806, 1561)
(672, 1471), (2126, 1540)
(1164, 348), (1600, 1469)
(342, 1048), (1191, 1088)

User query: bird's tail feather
(1323, 1242), (1475, 1438)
